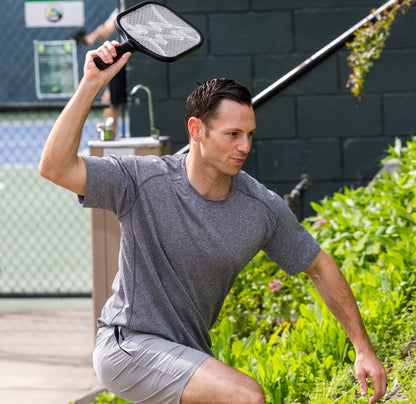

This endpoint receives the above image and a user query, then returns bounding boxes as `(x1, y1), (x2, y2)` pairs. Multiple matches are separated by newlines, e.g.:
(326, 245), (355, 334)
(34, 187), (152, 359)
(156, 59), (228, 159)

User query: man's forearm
(304, 249), (374, 354)
(304, 249), (387, 402)
(39, 42), (130, 195)
(39, 78), (96, 187)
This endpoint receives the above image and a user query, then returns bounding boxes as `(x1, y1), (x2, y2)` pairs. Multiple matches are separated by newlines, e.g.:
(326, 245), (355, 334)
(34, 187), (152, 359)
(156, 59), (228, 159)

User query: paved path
(0, 299), (104, 404)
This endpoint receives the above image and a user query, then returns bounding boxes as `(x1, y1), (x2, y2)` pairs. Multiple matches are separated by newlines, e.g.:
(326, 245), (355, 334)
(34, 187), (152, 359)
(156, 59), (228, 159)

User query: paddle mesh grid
(119, 3), (202, 57)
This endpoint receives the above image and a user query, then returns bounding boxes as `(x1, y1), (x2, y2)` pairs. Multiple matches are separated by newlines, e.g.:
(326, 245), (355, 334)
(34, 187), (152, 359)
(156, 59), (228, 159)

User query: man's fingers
(94, 40), (118, 65)
(84, 42), (130, 83)
(354, 353), (387, 403)
(369, 372), (387, 404)
(357, 374), (368, 397)
(356, 366), (387, 403)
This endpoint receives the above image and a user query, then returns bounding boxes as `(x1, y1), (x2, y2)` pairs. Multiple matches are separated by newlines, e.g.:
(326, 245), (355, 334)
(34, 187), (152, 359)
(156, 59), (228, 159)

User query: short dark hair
(185, 78), (252, 135)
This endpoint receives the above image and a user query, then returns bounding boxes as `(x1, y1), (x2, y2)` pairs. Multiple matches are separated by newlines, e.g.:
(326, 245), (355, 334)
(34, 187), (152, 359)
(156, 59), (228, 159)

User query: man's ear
(187, 117), (202, 142)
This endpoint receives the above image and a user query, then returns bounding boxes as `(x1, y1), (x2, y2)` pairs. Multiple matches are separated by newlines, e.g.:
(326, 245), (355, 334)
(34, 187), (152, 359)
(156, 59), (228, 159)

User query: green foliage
(304, 139), (416, 347)
(211, 304), (351, 403)
(346, 0), (414, 99)
(309, 307), (416, 403)
(211, 251), (313, 340)
(93, 391), (131, 404)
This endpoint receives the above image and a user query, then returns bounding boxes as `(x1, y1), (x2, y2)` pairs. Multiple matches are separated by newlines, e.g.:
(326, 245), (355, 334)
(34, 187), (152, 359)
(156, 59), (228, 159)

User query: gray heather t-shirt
(80, 153), (320, 355)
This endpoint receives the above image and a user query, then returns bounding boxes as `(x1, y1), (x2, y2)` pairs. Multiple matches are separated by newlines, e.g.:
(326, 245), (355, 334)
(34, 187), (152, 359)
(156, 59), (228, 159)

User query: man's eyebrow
(225, 127), (257, 133)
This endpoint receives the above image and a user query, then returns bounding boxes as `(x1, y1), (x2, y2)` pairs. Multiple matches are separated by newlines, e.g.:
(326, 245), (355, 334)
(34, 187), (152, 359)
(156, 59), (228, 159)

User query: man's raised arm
(39, 41), (130, 195)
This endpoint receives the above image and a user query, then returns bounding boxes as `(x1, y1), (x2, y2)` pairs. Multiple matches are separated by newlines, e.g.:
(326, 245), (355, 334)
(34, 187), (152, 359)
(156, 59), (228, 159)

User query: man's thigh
(181, 356), (265, 404)
(93, 326), (209, 404)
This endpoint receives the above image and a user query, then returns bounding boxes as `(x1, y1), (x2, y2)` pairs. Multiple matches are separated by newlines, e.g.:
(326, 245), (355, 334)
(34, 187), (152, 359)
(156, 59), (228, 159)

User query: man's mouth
(231, 157), (246, 165)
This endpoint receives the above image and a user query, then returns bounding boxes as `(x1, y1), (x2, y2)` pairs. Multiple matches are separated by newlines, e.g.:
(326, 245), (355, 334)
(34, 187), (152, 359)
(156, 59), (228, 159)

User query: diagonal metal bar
(252, 0), (400, 108)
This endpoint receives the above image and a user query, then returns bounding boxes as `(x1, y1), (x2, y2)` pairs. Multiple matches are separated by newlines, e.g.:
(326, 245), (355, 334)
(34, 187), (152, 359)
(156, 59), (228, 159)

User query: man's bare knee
(242, 379), (265, 404)
(181, 357), (266, 404)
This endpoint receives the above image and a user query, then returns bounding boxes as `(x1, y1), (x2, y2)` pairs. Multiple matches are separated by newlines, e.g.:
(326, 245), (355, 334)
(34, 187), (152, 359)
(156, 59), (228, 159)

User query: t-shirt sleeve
(262, 194), (320, 275)
(78, 155), (138, 219)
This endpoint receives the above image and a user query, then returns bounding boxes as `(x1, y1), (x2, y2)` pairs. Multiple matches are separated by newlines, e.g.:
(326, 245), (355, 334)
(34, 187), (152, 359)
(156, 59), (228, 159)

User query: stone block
(210, 12), (292, 55)
(342, 137), (395, 180)
(362, 51), (416, 93)
(253, 0), (334, 10)
(333, 0), (379, 5)
(166, 0), (249, 13)
(384, 94), (416, 136)
(297, 95), (382, 137)
(254, 54), (338, 96)
(256, 138), (341, 182)
(128, 59), (168, 100)
(295, 9), (369, 52)
(153, 100), (187, 144)
(253, 0), (376, 9)
(169, 56), (252, 99)
(254, 97), (296, 139)
(385, 8), (416, 50)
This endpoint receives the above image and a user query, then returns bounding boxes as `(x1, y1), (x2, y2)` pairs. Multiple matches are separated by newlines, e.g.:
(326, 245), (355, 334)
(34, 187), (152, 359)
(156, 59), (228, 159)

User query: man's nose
(238, 135), (252, 154)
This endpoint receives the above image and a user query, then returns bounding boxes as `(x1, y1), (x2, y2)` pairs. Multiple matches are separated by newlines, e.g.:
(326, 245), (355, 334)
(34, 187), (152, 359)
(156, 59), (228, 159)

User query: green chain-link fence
(0, 0), (119, 296)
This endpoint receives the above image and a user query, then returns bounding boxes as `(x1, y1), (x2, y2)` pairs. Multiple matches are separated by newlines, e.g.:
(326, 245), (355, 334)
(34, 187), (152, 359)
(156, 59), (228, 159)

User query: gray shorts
(93, 326), (210, 404)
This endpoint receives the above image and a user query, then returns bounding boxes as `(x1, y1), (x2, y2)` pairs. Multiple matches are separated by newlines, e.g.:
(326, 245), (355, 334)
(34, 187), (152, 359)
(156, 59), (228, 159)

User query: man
(39, 41), (387, 404)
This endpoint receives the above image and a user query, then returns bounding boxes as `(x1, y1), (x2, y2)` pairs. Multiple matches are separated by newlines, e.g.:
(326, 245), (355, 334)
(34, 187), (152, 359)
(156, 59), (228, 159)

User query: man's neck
(185, 153), (232, 200)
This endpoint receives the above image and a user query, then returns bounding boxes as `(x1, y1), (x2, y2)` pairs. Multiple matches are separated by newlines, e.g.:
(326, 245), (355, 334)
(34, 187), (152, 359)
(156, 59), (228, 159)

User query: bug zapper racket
(94, 1), (204, 69)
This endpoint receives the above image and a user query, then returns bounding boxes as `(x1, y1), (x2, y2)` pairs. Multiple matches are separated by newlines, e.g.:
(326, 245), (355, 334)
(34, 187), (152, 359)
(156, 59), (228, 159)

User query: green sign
(34, 40), (78, 99)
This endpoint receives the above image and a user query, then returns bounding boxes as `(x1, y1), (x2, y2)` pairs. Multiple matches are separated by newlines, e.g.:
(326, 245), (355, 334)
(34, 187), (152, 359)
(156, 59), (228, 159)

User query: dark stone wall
(126, 0), (416, 218)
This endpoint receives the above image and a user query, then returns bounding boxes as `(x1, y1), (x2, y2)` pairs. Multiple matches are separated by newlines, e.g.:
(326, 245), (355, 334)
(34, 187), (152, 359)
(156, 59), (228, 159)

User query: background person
(83, 1), (126, 136)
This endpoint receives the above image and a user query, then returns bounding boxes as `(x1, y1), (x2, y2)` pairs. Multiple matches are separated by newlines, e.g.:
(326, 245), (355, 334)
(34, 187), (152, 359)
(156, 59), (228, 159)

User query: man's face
(198, 99), (256, 177)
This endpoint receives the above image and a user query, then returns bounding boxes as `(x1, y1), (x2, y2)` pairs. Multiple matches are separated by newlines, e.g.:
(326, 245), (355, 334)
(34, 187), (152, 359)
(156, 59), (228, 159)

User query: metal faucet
(129, 84), (160, 139)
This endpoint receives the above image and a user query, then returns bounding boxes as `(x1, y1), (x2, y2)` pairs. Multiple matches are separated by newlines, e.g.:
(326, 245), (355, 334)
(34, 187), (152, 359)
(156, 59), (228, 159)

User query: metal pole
(252, 0), (400, 108)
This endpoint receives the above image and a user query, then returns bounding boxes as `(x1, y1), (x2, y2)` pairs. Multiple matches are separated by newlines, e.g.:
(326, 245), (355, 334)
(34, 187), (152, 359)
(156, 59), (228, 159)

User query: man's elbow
(38, 157), (60, 184)
(303, 249), (335, 280)
(39, 155), (86, 196)
(38, 154), (71, 187)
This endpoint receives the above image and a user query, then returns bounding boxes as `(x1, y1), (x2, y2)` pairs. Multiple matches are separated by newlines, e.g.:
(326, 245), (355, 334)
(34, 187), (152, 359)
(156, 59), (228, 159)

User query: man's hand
(355, 351), (387, 403)
(83, 40), (130, 89)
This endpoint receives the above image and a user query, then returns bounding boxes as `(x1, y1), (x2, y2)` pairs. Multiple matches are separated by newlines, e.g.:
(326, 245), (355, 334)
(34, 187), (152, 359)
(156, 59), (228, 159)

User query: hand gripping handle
(93, 41), (135, 70)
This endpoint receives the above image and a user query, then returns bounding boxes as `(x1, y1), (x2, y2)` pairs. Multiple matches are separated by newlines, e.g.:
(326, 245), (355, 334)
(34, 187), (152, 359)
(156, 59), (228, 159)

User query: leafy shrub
(93, 391), (130, 404)
(212, 251), (313, 340)
(308, 302), (416, 403)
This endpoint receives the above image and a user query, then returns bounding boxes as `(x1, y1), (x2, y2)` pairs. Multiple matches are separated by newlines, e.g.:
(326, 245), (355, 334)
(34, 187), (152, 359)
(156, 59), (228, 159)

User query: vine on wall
(346, 0), (414, 99)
